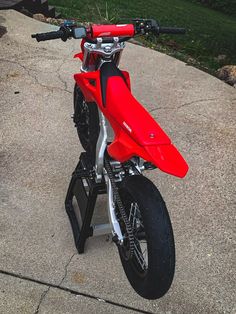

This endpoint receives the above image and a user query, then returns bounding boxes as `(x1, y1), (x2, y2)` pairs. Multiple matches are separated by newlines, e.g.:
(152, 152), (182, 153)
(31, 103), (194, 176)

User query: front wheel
(73, 84), (99, 162)
(117, 175), (175, 299)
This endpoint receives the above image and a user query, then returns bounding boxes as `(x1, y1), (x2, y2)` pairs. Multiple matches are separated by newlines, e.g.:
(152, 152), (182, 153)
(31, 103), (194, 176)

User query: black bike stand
(65, 152), (109, 254)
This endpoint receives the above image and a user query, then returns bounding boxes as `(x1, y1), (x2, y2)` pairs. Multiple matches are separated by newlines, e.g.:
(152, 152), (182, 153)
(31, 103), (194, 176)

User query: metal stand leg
(65, 152), (107, 254)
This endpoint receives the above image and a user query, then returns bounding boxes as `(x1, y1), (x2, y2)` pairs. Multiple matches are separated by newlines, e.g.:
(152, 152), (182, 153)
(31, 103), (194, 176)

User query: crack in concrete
(0, 58), (34, 82)
(0, 269), (154, 314)
(57, 58), (70, 92)
(58, 72), (69, 91)
(176, 97), (219, 109)
(0, 58), (72, 94)
(34, 286), (50, 314)
(149, 106), (166, 112)
(196, 112), (210, 120)
(58, 253), (76, 287)
(149, 97), (218, 113)
(31, 70), (72, 94)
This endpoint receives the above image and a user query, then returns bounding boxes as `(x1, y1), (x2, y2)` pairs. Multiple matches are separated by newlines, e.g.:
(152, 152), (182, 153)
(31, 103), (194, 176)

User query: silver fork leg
(105, 174), (124, 244)
(95, 110), (122, 242)
(95, 111), (107, 182)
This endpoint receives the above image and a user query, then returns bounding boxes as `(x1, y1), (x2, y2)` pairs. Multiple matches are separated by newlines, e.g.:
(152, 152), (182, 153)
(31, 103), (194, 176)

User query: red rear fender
(105, 77), (171, 146)
(108, 127), (188, 178)
(144, 144), (188, 178)
(105, 77), (188, 178)
(74, 70), (189, 178)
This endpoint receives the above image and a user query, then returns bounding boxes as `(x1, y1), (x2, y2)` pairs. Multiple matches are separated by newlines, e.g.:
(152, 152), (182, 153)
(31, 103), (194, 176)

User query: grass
(48, 0), (236, 72)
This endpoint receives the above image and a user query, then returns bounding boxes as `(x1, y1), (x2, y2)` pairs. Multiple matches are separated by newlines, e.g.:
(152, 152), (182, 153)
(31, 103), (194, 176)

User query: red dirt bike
(32, 19), (188, 300)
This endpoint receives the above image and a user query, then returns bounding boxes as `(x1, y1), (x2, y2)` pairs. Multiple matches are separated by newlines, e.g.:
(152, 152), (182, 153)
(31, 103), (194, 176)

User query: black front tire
(73, 84), (99, 162)
(118, 175), (175, 299)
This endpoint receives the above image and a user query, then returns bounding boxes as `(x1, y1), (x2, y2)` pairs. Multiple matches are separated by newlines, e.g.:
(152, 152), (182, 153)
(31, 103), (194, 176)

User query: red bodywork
(74, 24), (188, 178)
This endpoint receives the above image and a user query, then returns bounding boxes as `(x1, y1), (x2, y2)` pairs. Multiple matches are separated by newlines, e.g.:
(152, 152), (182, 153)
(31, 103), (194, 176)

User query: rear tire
(73, 84), (99, 162)
(118, 175), (175, 299)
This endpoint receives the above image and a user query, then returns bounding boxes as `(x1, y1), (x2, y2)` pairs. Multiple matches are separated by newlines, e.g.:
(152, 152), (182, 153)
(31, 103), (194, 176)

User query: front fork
(105, 174), (124, 244)
(94, 110), (146, 244)
(94, 111), (124, 242)
(95, 111), (114, 182)
(95, 110), (107, 182)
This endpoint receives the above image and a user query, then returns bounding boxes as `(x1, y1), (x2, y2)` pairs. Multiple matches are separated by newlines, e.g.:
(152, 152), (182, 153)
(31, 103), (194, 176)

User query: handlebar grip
(31, 30), (65, 42)
(159, 27), (186, 34)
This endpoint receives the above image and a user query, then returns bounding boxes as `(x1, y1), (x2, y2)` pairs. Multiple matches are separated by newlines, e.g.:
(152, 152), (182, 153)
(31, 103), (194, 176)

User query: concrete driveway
(0, 10), (235, 314)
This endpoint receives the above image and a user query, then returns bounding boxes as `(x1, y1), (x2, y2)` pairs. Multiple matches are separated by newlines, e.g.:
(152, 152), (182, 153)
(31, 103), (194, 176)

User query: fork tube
(113, 51), (122, 66)
(81, 47), (90, 72)
(105, 175), (123, 243)
(95, 111), (107, 182)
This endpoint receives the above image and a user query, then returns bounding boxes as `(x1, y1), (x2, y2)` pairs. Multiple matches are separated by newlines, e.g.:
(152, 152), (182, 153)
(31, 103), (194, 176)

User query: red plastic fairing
(105, 77), (188, 178)
(74, 71), (102, 103)
(144, 145), (188, 178)
(105, 77), (170, 146)
(74, 71), (188, 178)
(91, 24), (135, 38)
(107, 127), (188, 178)
(74, 52), (83, 61)
(74, 71), (131, 103)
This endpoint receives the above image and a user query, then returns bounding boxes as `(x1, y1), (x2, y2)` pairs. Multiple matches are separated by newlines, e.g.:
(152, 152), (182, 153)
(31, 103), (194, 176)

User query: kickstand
(65, 152), (108, 253)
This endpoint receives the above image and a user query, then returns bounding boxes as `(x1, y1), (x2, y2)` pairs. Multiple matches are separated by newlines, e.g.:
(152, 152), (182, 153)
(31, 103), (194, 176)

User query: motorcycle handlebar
(31, 20), (186, 43)
(32, 28), (132, 44)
